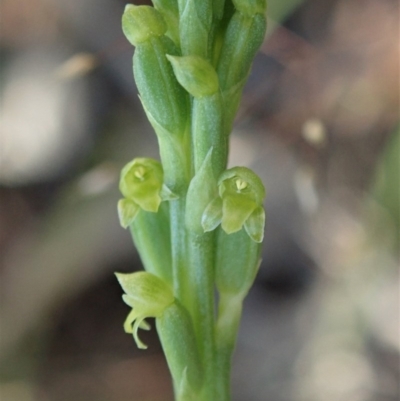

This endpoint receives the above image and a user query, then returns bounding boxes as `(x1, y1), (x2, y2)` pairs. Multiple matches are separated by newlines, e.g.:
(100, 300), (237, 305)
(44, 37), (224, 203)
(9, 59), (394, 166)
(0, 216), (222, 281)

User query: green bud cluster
(117, 2), (267, 400)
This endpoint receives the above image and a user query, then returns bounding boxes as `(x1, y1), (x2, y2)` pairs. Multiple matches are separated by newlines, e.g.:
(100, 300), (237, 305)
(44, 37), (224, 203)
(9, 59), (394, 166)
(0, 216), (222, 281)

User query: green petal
(244, 205), (265, 243)
(123, 309), (139, 333)
(133, 316), (150, 349)
(118, 199), (140, 228)
(221, 194), (257, 234)
(201, 196), (223, 232)
(160, 184), (179, 201)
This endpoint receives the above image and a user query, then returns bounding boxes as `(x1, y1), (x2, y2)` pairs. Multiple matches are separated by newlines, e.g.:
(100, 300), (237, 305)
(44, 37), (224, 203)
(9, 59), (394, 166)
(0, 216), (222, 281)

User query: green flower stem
(192, 93), (227, 176)
(187, 231), (216, 399)
(129, 204), (172, 284)
(157, 300), (204, 396)
(171, 203), (217, 400)
(215, 292), (244, 401)
(169, 197), (191, 308)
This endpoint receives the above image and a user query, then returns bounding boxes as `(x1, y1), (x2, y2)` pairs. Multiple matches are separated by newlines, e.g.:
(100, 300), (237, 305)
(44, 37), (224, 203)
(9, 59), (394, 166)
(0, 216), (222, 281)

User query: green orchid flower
(115, 271), (174, 349)
(118, 158), (177, 228)
(202, 166), (266, 242)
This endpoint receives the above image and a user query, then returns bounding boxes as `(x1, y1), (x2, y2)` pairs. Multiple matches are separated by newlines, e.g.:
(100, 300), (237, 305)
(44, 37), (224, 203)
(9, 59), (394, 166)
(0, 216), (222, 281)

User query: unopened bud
(122, 5), (167, 46)
(167, 55), (219, 97)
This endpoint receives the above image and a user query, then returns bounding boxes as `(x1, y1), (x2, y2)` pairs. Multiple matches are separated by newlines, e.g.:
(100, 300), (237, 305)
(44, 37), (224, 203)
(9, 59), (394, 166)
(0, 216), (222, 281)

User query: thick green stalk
(129, 204), (172, 284)
(187, 231), (216, 399)
(192, 92), (227, 177)
(157, 300), (204, 396)
(170, 197), (191, 308)
(215, 292), (243, 401)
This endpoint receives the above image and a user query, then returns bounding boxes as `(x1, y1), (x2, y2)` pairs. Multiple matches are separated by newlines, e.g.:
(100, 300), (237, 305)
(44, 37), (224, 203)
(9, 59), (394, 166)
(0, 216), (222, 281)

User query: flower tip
(165, 54), (177, 63)
(124, 4), (135, 13)
(118, 198), (140, 228)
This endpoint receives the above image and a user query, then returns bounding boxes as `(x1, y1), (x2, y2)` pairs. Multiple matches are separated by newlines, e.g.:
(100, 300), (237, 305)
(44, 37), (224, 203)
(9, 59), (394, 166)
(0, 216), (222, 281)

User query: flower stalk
(116, 2), (267, 400)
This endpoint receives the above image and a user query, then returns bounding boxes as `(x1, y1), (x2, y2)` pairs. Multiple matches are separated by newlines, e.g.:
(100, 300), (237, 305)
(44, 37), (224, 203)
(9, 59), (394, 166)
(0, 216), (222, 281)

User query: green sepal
(218, 166), (266, 204)
(122, 5), (167, 46)
(201, 196), (223, 232)
(232, 0), (267, 16)
(167, 55), (219, 97)
(215, 228), (262, 296)
(186, 149), (218, 234)
(116, 271), (174, 349)
(119, 158), (163, 213)
(244, 205), (265, 243)
(118, 198), (140, 228)
(156, 301), (204, 391)
(160, 184), (179, 201)
(152, 0), (180, 46)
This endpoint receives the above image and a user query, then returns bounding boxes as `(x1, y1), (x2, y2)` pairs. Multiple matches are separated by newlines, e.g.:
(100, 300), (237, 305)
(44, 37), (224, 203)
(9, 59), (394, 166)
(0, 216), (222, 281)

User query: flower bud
(167, 56), (226, 175)
(133, 38), (189, 142)
(152, 0), (180, 46)
(217, 11), (266, 131)
(116, 271), (174, 349)
(167, 55), (219, 97)
(217, 13), (266, 92)
(122, 5), (167, 46)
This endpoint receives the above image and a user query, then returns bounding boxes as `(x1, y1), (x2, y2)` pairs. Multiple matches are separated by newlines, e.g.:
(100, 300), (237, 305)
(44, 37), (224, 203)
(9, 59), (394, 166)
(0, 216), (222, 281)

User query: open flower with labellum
(202, 166), (266, 243)
(118, 158), (177, 229)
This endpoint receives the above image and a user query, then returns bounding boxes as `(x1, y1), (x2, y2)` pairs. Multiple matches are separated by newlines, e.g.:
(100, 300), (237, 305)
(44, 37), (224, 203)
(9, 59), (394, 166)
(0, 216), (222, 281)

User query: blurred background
(0, 0), (399, 400)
